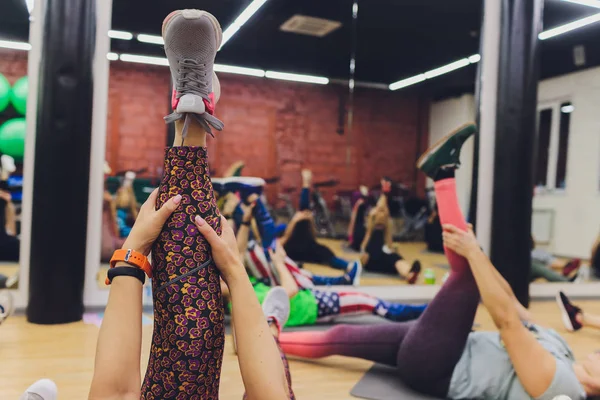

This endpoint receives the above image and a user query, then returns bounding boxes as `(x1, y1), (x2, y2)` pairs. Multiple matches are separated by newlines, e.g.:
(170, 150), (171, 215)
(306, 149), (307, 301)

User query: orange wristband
(109, 249), (153, 279)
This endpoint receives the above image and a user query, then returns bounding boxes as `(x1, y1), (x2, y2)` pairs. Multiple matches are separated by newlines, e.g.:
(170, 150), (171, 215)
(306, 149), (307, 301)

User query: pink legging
(279, 178), (481, 397)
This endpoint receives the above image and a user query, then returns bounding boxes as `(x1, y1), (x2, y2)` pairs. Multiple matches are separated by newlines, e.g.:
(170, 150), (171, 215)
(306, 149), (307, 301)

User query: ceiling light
(119, 54), (169, 66)
(214, 64), (265, 77)
(468, 54), (481, 63)
(107, 52), (119, 61)
(389, 74), (426, 91)
(424, 58), (471, 79)
(137, 34), (165, 45)
(389, 54), (480, 91)
(265, 71), (329, 84)
(562, 0), (600, 8)
(539, 12), (600, 39)
(108, 30), (133, 40)
(561, 104), (575, 113)
(221, 0), (269, 49)
(0, 40), (31, 51)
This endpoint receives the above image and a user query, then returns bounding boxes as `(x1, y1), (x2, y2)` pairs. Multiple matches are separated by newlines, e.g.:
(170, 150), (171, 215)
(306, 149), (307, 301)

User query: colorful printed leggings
(141, 147), (225, 399)
(279, 178), (481, 397)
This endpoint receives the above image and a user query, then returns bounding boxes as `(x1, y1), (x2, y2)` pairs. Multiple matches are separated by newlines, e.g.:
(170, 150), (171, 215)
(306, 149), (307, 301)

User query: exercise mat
(351, 363), (446, 400)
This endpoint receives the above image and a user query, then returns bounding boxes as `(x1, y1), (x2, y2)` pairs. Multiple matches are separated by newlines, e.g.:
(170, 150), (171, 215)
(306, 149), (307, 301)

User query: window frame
(535, 99), (572, 193)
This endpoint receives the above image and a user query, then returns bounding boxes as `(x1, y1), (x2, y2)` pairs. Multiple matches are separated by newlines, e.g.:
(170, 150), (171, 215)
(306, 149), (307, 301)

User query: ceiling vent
(280, 15), (342, 37)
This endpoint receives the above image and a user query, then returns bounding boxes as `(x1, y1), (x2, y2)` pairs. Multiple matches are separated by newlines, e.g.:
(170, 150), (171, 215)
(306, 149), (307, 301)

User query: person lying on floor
(278, 123), (591, 400)
(278, 169), (354, 271)
(360, 192), (421, 283)
(530, 237), (581, 283)
(235, 195), (362, 288)
(213, 174), (356, 275)
(222, 199), (427, 328)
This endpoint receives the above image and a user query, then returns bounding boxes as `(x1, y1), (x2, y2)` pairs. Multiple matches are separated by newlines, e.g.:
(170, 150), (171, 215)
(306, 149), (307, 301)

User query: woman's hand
(122, 188), (182, 256)
(241, 194), (258, 223)
(442, 223), (480, 259)
(269, 240), (287, 268)
(195, 215), (246, 284)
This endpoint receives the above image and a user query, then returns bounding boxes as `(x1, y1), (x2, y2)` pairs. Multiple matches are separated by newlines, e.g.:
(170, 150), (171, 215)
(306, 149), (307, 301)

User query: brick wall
(0, 50), (429, 202)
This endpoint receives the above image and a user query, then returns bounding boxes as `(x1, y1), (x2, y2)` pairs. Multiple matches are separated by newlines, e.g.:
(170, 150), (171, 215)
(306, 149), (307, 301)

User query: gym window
(534, 101), (572, 191)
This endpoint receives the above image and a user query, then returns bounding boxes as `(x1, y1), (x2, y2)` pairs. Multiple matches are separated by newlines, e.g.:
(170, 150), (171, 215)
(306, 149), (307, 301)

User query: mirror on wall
(0, 6), (30, 290)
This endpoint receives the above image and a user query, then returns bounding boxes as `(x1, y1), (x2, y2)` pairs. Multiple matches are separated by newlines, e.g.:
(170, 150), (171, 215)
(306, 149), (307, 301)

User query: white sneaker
(262, 287), (290, 333)
(19, 379), (57, 400)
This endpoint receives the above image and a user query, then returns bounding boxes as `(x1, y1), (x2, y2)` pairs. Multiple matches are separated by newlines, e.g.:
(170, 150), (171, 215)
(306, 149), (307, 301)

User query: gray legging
(530, 260), (569, 282)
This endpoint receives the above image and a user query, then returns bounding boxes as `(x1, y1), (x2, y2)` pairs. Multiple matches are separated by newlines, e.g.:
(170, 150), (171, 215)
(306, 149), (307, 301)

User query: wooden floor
(1, 240), (597, 398)
(1, 300), (600, 399)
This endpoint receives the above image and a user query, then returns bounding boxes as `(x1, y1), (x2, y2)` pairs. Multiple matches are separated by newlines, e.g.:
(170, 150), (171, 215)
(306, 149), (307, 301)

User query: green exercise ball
(10, 76), (28, 115)
(0, 74), (10, 113)
(0, 118), (26, 161)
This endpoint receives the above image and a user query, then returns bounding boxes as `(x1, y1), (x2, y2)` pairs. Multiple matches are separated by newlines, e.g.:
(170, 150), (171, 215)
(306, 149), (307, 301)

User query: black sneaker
(417, 123), (477, 179)
(556, 291), (582, 332)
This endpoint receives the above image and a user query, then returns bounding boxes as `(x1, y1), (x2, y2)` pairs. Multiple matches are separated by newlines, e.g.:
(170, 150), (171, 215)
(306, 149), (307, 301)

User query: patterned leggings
(313, 289), (426, 323)
(141, 147), (224, 399)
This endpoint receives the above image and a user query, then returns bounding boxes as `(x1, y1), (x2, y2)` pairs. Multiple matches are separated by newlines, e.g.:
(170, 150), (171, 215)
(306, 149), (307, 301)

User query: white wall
(429, 94), (476, 215)
(428, 67), (600, 258)
(535, 66), (600, 258)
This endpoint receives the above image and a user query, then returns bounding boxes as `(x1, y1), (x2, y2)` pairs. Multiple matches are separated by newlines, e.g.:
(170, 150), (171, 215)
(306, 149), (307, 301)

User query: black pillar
(490, 0), (543, 307)
(27, 0), (96, 324)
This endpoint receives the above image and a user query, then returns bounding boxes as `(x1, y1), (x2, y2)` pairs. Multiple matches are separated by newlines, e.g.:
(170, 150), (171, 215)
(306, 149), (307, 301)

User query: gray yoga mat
(351, 364), (446, 400)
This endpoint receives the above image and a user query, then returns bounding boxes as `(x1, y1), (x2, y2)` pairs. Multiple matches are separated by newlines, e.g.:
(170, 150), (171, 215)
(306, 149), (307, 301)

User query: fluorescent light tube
(389, 74), (426, 91)
(265, 71), (329, 84)
(221, 0), (269, 49)
(562, 0), (600, 9)
(119, 54), (169, 66)
(214, 64), (265, 77)
(0, 40), (31, 51)
(108, 30), (133, 40)
(539, 12), (600, 39)
(137, 34), (165, 45)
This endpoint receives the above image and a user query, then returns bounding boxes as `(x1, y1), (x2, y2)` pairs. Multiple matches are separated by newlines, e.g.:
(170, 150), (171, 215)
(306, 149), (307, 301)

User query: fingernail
(173, 194), (182, 204)
(195, 215), (205, 226)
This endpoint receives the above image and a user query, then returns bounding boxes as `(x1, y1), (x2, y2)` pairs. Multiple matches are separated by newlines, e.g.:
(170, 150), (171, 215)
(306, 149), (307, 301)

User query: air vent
(280, 15), (342, 38)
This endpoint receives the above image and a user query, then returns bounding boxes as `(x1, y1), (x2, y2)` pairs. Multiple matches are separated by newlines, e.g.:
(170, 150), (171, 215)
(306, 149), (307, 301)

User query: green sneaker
(417, 122), (477, 178)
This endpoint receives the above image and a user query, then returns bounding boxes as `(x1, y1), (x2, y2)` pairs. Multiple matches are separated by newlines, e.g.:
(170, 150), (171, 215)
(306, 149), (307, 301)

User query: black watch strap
(241, 220), (251, 226)
(107, 266), (146, 285)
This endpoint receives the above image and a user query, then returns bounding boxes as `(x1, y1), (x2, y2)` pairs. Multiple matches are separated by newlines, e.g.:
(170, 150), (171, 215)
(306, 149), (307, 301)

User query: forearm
(237, 225), (250, 256)
(280, 215), (301, 245)
(90, 271), (143, 399)
(228, 271), (289, 400)
(490, 265), (535, 323)
(466, 250), (521, 329)
(274, 260), (299, 298)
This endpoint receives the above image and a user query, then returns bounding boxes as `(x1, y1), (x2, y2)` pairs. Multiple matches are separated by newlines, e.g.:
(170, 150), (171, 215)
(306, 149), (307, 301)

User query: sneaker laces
(165, 59), (224, 141)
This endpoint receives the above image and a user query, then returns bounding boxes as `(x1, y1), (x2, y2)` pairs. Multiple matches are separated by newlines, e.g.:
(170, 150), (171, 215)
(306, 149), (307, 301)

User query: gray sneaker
(262, 287), (290, 332)
(162, 9), (224, 139)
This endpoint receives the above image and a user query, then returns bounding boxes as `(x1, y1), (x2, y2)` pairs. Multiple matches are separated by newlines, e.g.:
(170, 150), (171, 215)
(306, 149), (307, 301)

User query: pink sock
(434, 178), (470, 274)
(279, 331), (335, 359)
